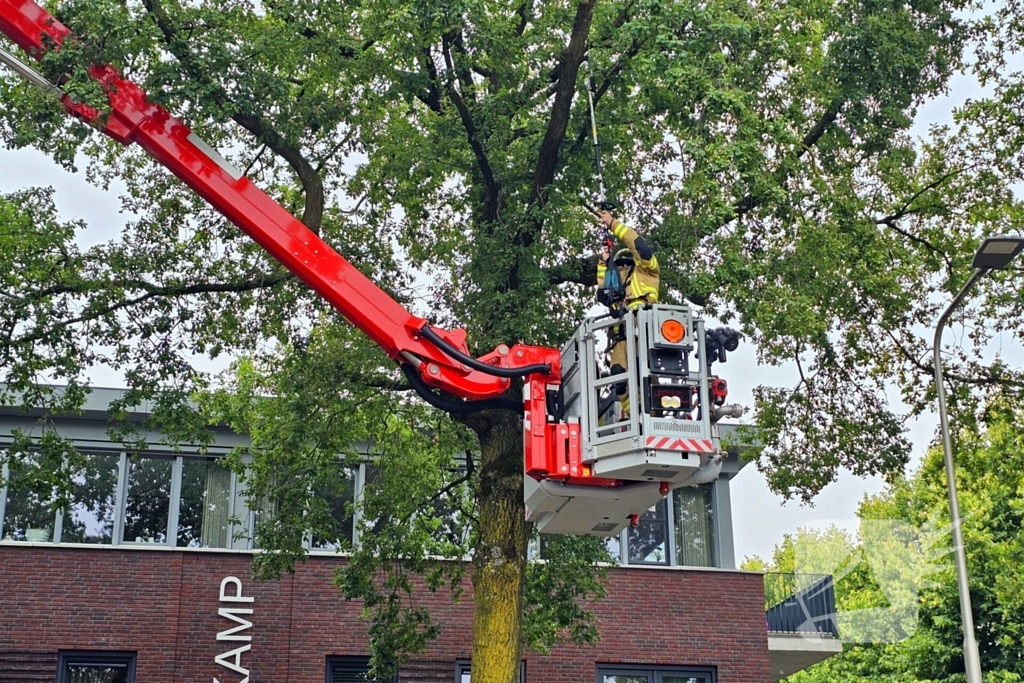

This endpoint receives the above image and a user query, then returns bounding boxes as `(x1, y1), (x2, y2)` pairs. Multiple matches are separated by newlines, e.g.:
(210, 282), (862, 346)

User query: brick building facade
(0, 388), (838, 682)
(0, 546), (771, 682)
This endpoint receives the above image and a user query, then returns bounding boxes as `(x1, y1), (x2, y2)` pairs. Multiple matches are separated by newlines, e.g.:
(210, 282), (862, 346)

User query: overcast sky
(0, 61), (1018, 563)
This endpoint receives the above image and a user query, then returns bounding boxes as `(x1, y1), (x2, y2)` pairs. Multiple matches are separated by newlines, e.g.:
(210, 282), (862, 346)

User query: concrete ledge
(768, 632), (843, 681)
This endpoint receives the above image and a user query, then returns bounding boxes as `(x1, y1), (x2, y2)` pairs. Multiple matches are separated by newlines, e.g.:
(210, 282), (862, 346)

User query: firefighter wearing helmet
(595, 208), (660, 417)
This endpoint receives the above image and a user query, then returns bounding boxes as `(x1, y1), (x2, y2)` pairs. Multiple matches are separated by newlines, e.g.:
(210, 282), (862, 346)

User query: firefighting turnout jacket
(596, 219), (660, 310)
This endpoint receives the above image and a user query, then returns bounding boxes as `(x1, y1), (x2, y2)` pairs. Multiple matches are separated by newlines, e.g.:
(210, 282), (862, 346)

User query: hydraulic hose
(419, 326), (551, 378)
(400, 364), (522, 414)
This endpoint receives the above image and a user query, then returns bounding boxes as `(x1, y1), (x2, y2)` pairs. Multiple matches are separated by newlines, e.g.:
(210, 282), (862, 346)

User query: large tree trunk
(470, 409), (528, 683)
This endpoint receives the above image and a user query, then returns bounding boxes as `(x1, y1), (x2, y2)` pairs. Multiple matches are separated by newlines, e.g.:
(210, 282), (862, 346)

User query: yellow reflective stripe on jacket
(629, 282), (657, 302)
(628, 258), (659, 300)
(611, 220), (659, 272)
(597, 219), (661, 309)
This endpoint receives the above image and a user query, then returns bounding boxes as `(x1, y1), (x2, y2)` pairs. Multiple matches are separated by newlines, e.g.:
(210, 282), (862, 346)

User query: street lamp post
(933, 235), (1024, 683)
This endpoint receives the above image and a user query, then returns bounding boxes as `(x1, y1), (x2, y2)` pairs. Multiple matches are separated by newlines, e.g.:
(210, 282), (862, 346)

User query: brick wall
(0, 546), (769, 682)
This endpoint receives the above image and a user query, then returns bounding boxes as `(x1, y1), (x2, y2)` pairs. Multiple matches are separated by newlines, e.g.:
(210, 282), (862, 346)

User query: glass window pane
(600, 667), (711, 683)
(673, 484), (716, 567)
(250, 491), (279, 550)
(605, 533), (622, 563)
(64, 663), (130, 683)
(423, 472), (470, 552)
(123, 456), (173, 544)
(1, 452), (56, 542)
(327, 657), (392, 682)
(177, 458), (232, 548)
(61, 453), (119, 544)
(311, 467), (356, 551)
(627, 498), (668, 565)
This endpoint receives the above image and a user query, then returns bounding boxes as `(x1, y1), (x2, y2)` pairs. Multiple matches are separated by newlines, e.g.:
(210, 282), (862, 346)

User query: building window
(596, 665), (715, 683)
(617, 483), (719, 568)
(455, 660), (526, 682)
(122, 454), (174, 544)
(57, 651), (136, 683)
(626, 497), (669, 565)
(673, 484), (715, 567)
(310, 467), (357, 552)
(1, 450), (120, 545)
(1, 452), (57, 542)
(61, 452), (120, 544)
(0, 449), (243, 548)
(325, 656), (396, 682)
(177, 457), (233, 548)
(424, 471), (473, 559)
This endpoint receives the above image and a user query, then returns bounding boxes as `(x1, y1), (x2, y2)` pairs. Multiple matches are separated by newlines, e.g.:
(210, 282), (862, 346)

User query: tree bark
(470, 409), (528, 683)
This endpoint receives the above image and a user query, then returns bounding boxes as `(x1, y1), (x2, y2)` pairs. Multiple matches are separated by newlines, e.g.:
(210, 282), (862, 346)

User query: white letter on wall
(217, 608), (254, 641)
(219, 576), (254, 603)
(214, 644), (251, 683)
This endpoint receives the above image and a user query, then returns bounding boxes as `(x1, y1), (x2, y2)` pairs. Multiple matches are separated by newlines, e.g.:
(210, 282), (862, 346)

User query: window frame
(306, 464), (361, 554)
(324, 655), (397, 683)
(60, 449), (122, 545)
(671, 482), (717, 568)
(119, 452), (177, 546)
(1, 448), (122, 544)
(175, 454), (236, 549)
(455, 659), (526, 682)
(56, 650), (136, 683)
(0, 450), (62, 542)
(618, 482), (720, 568)
(5, 436), (728, 568)
(625, 496), (670, 566)
(1, 445), (242, 549)
(595, 664), (716, 683)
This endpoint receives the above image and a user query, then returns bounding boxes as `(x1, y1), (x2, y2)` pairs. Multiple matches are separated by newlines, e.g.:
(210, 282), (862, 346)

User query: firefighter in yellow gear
(595, 209), (660, 417)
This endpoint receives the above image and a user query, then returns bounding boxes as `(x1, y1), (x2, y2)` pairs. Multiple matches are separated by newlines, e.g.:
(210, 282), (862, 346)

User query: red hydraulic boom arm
(0, 0), (585, 481)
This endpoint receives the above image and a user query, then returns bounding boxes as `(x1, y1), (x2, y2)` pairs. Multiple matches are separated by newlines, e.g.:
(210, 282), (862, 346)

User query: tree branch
(447, 30), (477, 93)
(342, 371), (413, 392)
(263, 0), (374, 56)
(876, 215), (955, 277)
(729, 98), (844, 223)
(569, 48), (643, 154)
(441, 33), (499, 221)
(143, 0), (327, 234)
(871, 168), (967, 278)
(369, 468), (473, 536)
(543, 254), (599, 287)
(7, 274), (287, 347)
(874, 168), (965, 226)
(883, 328), (1024, 390)
(242, 144), (268, 177)
(528, 1), (595, 211)
(515, 0), (533, 37)
(565, 3), (642, 154)
(416, 47), (444, 113)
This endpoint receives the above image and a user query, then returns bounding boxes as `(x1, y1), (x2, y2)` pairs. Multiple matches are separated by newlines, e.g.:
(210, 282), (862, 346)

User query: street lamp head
(973, 235), (1024, 270)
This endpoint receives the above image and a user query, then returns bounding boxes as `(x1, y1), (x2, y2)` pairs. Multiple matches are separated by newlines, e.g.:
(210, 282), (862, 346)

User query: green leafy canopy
(752, 400), (1024, 682)
(2, 0), (1024, 679)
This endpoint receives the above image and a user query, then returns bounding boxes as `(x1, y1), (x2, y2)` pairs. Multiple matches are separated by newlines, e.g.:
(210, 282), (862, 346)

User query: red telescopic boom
(0, 0), (593, 493)
(0, 0), (562, 402)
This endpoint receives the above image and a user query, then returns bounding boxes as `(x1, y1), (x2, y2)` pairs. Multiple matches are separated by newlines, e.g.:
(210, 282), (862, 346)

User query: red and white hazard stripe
(645, 436), (715, 453)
